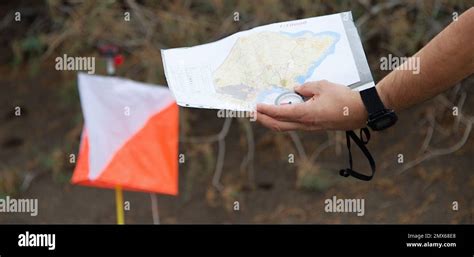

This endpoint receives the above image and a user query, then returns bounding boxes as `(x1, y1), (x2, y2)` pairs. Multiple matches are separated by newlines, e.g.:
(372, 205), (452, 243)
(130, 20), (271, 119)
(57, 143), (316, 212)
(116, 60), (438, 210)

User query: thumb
(294, 80), (328, 97)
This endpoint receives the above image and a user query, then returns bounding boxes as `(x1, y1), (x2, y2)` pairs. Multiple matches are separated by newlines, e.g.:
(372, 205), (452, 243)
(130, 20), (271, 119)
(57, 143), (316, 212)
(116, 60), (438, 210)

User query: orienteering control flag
(72, 73), (179, 195)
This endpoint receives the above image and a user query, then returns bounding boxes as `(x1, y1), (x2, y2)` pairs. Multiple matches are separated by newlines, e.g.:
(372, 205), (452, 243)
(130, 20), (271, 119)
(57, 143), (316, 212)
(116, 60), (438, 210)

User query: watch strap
(360, 86), (385, 116)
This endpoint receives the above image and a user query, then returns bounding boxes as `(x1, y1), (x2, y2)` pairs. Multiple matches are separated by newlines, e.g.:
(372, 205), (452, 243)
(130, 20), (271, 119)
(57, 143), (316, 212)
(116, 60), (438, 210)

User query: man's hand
(256, 80), (368, 131)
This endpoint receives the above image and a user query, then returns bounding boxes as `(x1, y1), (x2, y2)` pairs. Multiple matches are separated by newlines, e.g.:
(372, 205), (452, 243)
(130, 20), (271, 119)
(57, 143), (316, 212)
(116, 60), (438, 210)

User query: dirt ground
(1, 60), (473, 224)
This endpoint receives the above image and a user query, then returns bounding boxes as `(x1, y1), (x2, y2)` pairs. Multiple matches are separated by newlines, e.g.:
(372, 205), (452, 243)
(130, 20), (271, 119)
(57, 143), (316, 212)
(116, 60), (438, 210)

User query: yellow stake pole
(115, 186), (125, 225)
(104, 52), (124, 225)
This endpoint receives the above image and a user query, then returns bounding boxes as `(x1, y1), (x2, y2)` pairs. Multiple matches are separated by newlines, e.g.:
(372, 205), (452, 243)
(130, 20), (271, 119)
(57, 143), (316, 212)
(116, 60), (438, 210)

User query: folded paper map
(162, 11), (374, 111)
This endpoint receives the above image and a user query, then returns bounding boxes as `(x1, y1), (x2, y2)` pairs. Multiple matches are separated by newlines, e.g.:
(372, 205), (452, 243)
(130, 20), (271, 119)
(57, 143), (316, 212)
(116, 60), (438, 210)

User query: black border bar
(0, 225), (472, 256)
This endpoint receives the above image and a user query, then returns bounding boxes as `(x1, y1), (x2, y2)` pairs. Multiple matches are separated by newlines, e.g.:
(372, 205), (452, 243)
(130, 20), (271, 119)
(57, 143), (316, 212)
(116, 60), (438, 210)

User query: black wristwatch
(360, 87), (397, 131)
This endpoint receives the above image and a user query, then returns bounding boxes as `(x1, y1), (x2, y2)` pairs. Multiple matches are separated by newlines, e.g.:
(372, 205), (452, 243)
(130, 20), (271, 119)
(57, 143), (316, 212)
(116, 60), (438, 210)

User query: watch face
(369, 111), (398, 131)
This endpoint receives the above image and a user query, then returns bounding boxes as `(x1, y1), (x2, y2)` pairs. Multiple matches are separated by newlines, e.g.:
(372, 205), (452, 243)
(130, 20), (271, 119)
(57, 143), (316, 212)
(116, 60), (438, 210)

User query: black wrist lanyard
(339, 127), (376, 181)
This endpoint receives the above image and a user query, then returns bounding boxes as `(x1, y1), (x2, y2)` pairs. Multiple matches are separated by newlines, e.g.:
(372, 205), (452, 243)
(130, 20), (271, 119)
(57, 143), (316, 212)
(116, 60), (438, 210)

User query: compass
(274, 92), (304, 105)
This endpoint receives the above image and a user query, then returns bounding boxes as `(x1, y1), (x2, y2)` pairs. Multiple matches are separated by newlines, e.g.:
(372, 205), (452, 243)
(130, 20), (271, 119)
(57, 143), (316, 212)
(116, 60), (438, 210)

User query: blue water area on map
(280, 30), (340, 84)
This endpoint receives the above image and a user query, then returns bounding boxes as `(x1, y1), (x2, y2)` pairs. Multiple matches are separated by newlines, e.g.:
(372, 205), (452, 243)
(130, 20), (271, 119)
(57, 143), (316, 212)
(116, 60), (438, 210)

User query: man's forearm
(376, 7), (474, 111)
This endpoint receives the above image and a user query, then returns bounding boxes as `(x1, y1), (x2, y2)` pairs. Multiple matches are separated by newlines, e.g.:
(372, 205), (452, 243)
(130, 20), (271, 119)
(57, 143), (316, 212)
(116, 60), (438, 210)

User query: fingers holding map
(161, 12), (373, 111)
